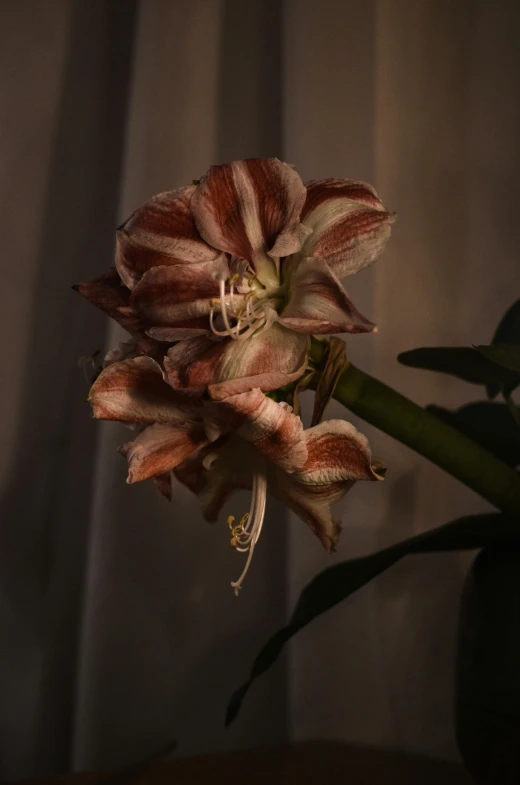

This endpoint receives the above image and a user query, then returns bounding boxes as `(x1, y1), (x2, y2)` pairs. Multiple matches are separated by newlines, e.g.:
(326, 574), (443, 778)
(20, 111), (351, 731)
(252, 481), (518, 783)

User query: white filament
(218, 277), (239, 339)
(210, 275), (267, 341)
(230, 473), (267, 596)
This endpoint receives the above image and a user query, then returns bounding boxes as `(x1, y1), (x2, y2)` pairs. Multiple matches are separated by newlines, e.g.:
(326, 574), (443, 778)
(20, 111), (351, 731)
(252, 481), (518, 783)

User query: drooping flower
(75, 159), (394, 396)
(88, 357), (383, 593)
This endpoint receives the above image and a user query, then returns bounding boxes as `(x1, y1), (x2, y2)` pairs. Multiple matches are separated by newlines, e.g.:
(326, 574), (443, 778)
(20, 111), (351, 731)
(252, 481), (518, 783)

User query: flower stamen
(228, 273), (240, 316)
(228, 473), (267, 595)
(218, 276), (239, 339)
(210, 275), (269, 342)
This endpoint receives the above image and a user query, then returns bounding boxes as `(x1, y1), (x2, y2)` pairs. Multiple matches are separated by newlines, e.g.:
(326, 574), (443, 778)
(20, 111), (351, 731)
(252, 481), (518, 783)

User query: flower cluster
(76, 158), (393, 593)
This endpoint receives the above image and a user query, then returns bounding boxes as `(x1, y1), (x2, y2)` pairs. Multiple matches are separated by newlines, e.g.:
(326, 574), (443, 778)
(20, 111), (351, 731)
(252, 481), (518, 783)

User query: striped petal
(130, 259), (229, 324)
(204, 389), (307, 472)
(73, 269), (160, 355)
(164, 325), (309, 399)
(297, 179), (395, 279)
(116, 186), (223, 290)
(120, 422), (207, 483)
(272, 419), (382, 551)
(279, 257), (375, 334)
(191, 159), (309, 287)
(173, 391), (382, 552)
(179, 398), (382, 551)
(297, 419), (381, 485)
(88, 356), (199, 423)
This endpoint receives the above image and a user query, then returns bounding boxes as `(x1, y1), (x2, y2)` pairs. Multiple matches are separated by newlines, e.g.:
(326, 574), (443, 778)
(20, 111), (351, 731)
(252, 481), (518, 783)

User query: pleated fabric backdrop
(0, 0), (518, 778)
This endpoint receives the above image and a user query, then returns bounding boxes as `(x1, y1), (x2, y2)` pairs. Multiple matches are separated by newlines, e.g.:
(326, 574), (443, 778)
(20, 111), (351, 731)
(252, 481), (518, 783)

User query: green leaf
(455, 547), (520, 780)
(397, 347), (520, 387)
(476, 342), (520, 399)
(487, 299), (520, 398)
(426, 402), (520, 467)
(475, 343), (520, 374)
(226, 513), (520, 726)
(491, 299), (520, 346)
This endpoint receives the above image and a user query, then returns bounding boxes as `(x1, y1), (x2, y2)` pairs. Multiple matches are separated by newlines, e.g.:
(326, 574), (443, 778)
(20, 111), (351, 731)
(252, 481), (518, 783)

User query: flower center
(227, 472), (267, 595)
(209, 272), (282, 341)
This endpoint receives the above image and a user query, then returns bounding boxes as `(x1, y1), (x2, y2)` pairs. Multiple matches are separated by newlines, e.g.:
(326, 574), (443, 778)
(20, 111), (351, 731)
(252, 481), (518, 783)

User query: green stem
(310, 341), (520, 518)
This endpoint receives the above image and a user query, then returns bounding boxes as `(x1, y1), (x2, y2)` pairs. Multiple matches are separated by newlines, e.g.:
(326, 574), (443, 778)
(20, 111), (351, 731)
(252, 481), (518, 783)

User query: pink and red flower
(77, 159), (392, 592)
(76, 158), (394, 397)
(89, 357), (383, 592)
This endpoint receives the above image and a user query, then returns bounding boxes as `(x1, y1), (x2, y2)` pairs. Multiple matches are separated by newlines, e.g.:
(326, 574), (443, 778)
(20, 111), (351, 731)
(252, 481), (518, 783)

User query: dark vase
(455, 546), (520, 784)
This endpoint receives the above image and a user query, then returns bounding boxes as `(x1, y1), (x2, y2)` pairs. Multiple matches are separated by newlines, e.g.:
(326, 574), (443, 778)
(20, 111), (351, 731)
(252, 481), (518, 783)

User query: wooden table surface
(14, 741), (473, 785)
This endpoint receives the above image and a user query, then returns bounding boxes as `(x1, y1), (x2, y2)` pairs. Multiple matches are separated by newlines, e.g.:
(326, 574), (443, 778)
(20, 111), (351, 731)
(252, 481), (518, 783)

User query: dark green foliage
(426, 402), (520, 467)
(397, 346), (519, 389)
(226, 514), (519, 725)
(487, 299), (520, 398)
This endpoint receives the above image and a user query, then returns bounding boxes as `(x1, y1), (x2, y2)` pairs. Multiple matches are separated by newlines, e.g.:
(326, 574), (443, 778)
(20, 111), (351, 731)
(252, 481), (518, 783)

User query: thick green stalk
(310, 342), (520, 517)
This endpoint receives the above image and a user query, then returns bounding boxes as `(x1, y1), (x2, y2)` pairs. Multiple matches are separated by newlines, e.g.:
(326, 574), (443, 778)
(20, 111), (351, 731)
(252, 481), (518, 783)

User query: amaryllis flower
(88, 356), (383, 594)
(75, 158), (394, 397)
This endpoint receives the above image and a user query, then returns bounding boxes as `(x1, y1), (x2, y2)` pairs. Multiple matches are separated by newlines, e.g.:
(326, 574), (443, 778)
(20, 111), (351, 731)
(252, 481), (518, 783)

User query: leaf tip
(225, 683), (249, 727)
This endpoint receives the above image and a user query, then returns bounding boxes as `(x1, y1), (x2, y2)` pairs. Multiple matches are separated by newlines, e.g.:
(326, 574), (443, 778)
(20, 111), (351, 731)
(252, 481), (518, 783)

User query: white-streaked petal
(191, 159), (309, 287)
(297, 419), (382, 484)
(280, 257), (375, 334)
(116, 186), (222, 289)
(270, 419), (382, 552)
(130, 258), (229, 324)
(120, 422), (207, 483)
(88, 357), (200, 423)
(164, 325), (309, 398)
(297, 178), (395, 278)
(204, 389), (307, 472)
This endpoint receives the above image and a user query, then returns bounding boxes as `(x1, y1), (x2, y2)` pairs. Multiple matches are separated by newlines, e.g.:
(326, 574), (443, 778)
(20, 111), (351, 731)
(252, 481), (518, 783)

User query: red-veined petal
(120, 422), (207, 483)
(116, 186), (222, 289)
(204, 389), (307, 472)
(130, 259), (229, 324)
(298, 178), (395, 278)
(164, 325), (309, 398)
(297, 419), (381, 484)
(279, 257), (375, 334)
(191, 159), (309, 286)
(271, 419), (382, 551)
(88, 357), (200, 423)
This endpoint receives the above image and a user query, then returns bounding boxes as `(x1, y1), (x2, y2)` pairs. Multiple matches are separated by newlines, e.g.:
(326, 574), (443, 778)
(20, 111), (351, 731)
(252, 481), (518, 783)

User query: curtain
(0, 0), (518, 778)
(287, 0), (520, 761)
